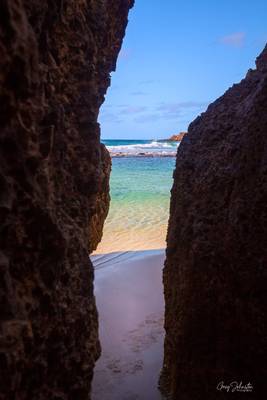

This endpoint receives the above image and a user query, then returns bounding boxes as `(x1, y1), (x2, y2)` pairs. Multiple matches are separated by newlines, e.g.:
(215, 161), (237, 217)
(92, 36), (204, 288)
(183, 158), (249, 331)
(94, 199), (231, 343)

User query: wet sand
(94, 224), (167, 254)
(91, 249), (165, 400)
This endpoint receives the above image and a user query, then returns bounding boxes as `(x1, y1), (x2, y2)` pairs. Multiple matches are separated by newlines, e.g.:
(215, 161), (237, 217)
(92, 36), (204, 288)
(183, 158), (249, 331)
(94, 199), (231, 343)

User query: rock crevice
(0, 1), (133, 399)
(161, 45), (267, 399)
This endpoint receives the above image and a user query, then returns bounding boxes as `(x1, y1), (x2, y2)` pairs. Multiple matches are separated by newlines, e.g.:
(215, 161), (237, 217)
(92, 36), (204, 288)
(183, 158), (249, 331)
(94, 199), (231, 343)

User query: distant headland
(158, 132), (187, 142)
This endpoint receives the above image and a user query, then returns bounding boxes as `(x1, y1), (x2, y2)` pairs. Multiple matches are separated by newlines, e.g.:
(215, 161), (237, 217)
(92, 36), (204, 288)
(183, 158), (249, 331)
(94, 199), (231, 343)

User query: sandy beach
(91, 152), (172, 399)
(94, 225), (167, 254)
(91, 249), (165, 400)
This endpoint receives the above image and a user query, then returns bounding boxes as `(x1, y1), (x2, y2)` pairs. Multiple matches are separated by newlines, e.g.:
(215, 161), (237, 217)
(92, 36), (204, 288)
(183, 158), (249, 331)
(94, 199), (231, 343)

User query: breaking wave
(103, 140), (179, 157)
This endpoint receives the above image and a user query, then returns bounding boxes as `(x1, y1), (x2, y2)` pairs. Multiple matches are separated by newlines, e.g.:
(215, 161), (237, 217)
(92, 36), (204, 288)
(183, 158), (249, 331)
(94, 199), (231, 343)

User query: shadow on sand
(91, 249), (166, 400)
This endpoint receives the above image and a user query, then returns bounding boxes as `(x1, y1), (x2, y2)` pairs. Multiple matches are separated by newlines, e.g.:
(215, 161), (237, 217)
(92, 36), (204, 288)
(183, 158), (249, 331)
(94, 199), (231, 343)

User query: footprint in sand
(105, 355), (144, 376)
(122, 312), (164, 353)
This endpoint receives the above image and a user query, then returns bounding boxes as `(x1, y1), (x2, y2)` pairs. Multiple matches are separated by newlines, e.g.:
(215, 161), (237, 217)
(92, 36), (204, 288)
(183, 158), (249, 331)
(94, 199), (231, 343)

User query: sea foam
(105, 140), (179, 157)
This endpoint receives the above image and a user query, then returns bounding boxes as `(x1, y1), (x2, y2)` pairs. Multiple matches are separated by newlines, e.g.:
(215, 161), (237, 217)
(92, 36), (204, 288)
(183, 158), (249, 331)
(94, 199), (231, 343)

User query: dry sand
(91, 249), (165, 400)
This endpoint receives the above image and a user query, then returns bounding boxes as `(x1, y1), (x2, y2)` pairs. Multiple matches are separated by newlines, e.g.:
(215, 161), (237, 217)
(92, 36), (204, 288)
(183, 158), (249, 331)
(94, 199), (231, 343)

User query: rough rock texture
(0, 1), (133, 399)
(161, 46), (267, 399)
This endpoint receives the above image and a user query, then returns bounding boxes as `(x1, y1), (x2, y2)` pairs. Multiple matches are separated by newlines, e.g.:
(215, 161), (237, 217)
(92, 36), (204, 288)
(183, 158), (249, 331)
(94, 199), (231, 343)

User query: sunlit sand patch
(94, 222), (167, 254)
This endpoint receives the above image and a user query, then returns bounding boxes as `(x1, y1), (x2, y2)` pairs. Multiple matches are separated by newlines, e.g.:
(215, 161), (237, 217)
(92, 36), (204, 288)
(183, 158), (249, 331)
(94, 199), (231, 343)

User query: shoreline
(91, 249), (165, 400)
(92, 153), (174, 256)
(93, 232), (168, 256)
(110, 153), (177, 158)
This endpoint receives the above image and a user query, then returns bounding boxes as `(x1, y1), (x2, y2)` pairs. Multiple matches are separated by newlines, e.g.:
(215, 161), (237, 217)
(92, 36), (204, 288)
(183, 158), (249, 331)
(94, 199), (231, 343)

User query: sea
(103, 139), (178, 157)
(94, 139), (179, 254)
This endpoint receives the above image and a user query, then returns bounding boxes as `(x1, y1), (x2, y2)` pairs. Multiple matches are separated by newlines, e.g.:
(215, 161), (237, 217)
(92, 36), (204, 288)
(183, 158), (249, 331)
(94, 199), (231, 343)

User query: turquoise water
(111, 157), (174, 206)
(95, 147), (176, 253)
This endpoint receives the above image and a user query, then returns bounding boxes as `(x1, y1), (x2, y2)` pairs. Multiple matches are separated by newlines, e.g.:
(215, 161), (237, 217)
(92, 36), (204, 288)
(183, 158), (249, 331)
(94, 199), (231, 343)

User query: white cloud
(119, 48), (132, 61)
(101, 101), (209, 125)
(100, 111), (122, 123)
(121, 106), (147, 114)
(156, 101), (209, 115)
(219, 32), (245, 48)
(134, 114), (161, 123)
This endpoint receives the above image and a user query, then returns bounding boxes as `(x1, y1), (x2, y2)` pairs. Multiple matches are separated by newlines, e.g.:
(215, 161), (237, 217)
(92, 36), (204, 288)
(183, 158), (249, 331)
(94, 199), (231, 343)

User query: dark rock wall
(161, 46), (267, 399)
(0, 1), (133, 399)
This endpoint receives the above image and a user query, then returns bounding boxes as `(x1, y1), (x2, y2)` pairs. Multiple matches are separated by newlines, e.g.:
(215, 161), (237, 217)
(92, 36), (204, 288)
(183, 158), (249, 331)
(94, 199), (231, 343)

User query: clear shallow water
(94, 150), (176, 254)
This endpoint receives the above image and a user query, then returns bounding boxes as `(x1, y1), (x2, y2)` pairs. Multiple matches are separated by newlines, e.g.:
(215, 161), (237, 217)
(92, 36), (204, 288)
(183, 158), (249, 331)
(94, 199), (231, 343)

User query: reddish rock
(161, 45), (267, 399)
(168, 132), (187, 141)
(0, 1), (133, 399)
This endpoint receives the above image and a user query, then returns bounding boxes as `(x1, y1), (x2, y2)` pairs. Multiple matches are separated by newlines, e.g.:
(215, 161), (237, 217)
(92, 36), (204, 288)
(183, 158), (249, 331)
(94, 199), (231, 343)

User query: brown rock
(168, 132), (187, 141)
(0, 1), (133, 399)
(161, 45), (267, 399)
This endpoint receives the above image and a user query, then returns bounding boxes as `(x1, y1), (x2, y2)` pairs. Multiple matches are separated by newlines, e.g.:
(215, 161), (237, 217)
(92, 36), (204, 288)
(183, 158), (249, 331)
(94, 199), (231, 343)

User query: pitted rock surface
(0, 1), (133, 399)
(161, 45), (267, 399)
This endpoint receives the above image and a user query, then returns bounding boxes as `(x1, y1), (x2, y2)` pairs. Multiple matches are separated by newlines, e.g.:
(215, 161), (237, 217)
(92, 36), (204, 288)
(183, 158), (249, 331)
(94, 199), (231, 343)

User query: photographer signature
(217, 381), (253, 393)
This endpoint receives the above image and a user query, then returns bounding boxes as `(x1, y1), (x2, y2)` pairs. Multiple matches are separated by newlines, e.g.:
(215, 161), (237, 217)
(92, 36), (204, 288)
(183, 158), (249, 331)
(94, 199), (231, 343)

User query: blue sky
(100, 0), (267, 140)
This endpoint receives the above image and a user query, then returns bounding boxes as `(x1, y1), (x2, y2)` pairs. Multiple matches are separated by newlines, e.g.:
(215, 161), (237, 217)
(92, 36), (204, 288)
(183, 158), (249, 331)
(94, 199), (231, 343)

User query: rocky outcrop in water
(161, 45), (267, 399)
(168, 132), (187, 141)
(0, 1), (133, 399)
